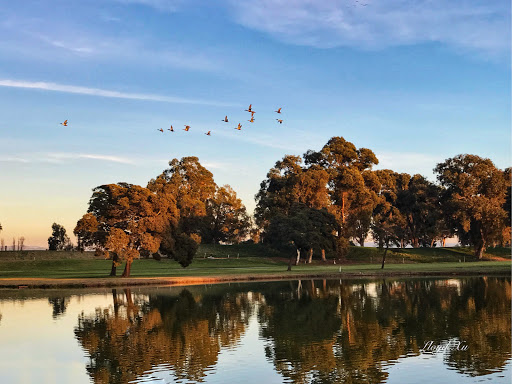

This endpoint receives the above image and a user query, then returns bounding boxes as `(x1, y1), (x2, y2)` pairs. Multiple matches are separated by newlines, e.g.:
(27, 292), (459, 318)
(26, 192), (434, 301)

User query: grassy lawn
(0, 248), (509, 280)
(0, 244), (509, 281)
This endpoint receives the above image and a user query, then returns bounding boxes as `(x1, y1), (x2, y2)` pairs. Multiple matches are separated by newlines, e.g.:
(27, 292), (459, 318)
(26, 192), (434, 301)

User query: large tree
(74, 183), (180, 276)
(149, 157), (217, 242)
(48, 223), (71, 251)
(264, 204), (338, 269)
(435, 154), (508, 258)
(203, 185), (251, 244)
(396, 174), (443, 247)
(304, 137), (379, 250)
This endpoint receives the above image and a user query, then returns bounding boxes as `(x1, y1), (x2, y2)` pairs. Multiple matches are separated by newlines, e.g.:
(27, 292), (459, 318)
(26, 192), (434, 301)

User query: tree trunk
(475, 241), (485, 259)
(321, 249), (326, 262)
(110, 262), (117, 277)
(341, 192), (347, 224)
(359, 237), (364, 247)
(295, 248), (301, 265)
(442, 237), (446, 247)
(430, 238), (435, 248)
(381, 247), (388, 269)
(121, 261), (132, 277)
(307, 248), (313, 264)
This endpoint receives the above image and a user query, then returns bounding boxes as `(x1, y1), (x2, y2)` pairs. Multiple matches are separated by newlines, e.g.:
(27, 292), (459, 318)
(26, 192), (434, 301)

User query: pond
(0, 277), (510, 383)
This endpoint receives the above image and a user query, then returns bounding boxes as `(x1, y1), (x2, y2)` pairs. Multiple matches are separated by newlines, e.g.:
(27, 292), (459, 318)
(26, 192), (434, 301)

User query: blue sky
(0, 0), (510, 246)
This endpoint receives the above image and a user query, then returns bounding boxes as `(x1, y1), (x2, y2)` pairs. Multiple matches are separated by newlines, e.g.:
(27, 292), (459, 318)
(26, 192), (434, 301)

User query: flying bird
(183, 125), (190, 131)
(222, 116), (228, 122)
(168, 125), (174, 132)
(276, 119), (283, 124)
(245, 104), (253, 112)
(205, 131), (211, 136)
(248, 116), (255, 123)
(158, 128), (164, 132)
(234, 123), (242, 130)
(250, 111), (256, 117)
(60, 120), (68, 126)
(275, 108), (282, 114)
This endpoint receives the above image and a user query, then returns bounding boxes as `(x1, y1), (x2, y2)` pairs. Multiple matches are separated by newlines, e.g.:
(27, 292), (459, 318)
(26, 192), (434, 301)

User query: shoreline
(0, 269), (509, 289)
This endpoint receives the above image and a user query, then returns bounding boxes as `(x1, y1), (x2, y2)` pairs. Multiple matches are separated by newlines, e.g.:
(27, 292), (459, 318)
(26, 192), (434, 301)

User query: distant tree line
(74, 157), (251, 277)
(255, 136), (511, 265)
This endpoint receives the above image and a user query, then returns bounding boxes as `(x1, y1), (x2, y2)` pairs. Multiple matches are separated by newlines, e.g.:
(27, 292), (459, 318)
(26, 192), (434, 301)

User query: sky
(0, 0), (510, 247)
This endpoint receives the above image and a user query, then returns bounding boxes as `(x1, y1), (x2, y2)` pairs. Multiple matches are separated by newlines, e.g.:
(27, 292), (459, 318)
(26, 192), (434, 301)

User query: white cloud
(112, 0), (183, 12)
(45, 153), (135, 164)
(0, 79), (239, 107)
(226, 0), (510, 56)
(0, 152), (134, 165)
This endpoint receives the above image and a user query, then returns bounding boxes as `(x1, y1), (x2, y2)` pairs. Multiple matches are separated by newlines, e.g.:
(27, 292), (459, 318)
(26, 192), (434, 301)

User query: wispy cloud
(226, 0), (510, 56)
(112, 0), (183, 12)
(0, 152), (135, 165)
(0, 79), (239, 107)
(45, 153), (135, 164)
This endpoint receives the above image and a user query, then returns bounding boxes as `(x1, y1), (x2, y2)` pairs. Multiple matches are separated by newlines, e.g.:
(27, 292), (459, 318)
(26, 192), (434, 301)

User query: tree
(304, 137), (379, 251)
(435, 154), (508, 258)
(74, 183), (181, 277)
(264, 204), (337, 270)
(396, 174), (443, 247)
(371, 170), (408, 268)
(48, 223), (71, 251)
(149, 157), (217, 243)
(202, 185), (251, 244)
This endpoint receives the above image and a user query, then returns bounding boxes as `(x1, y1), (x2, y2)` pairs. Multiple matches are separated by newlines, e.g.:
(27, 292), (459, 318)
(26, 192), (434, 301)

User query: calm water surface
(0, 277), (510, 384)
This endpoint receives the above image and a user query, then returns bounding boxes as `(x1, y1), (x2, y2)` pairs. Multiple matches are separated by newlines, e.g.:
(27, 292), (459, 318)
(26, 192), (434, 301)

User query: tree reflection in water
(74, 278), (510, 384)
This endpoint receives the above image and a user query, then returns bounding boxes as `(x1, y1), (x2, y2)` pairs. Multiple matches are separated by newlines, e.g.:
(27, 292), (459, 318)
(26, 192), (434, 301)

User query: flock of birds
(59, 105), (283, 137)
(155, 104), (283, 136)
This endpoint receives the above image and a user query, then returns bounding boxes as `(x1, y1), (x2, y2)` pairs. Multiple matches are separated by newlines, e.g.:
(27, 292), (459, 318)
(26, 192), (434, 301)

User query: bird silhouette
(60, 120), (68, 126)
(183, 125), (190, 131)
(276, 119), (283, 124)
(275, 108), (282, 114)
(222, 116), (228, 122)
(205, 131), (211, 136)
(234, 123), (242, 130)
(168, 126), (174, 132)
(248, 116), (255, 123)
(158, 128), (164, 132)
(250, 111), (256, 117)
(245, 104), (253, 112)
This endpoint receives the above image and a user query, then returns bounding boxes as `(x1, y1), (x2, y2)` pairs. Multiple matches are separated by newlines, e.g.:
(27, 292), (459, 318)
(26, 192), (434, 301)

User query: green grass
(0, 255), (509, 280)
(0, 245), (509, 280)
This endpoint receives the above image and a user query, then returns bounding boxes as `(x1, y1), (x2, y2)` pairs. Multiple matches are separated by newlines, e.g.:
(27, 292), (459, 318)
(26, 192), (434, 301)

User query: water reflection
(68, 277), (511, 384)
(74, 287), (255, 383)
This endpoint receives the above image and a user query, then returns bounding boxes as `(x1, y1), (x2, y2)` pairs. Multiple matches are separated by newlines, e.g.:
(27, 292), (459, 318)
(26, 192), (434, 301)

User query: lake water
(0, 277), (510, 384)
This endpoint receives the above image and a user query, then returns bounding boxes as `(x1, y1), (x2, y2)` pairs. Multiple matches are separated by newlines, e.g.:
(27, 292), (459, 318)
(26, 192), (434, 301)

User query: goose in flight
(275, 108), (282, 114)
(205, 131), (211, 136)
(183, 125), (190, 131)
(222, 116), (228, 122)
(158, 128), (164, 132)
(250, 110), (255, 117)
(168, 126), (174, 132)
(234, 123), (242, 130)
(248, 116), (255, 123)
(60, 120), (68, 126)
(245, 104), (253, 112)
(276, 119), (283, 124)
